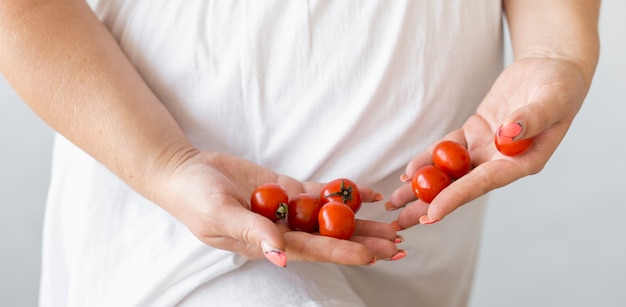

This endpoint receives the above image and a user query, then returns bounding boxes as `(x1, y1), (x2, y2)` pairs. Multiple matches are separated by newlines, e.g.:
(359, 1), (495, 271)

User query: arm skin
(0, 0), (401, 266)
(387, 0), (601, 227)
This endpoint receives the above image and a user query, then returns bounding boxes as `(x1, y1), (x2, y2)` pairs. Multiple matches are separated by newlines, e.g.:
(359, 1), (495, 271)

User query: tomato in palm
(250, 183), (289, 222)
(287, 193), (322, 233)
(411, 165), (452, 204)
(432, 140), (472, 179)
(318, 201), (355, 240)
(320, 178), (362, 213)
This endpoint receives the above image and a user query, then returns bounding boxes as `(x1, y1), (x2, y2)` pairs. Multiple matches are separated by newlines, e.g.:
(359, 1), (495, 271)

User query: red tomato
(250, 183), (289, 222)
(411, 165), (452, 204)
(494, 133), (534, 156)
(318, 201), (355, 240)
(494, 124), (534, 156)
(319, 178), (362, 213)
(432, 140), (471, 179)
(287, 193), (322, 233)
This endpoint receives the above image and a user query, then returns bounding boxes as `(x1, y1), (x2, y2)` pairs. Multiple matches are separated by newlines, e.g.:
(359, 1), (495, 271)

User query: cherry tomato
(320, 178), (362, 213)
(411, 165), (452, 204)
(494, 133), (534, 156)
(318, 201), (355, 240)
(494, 124), (534, 156)
(432, 140), (471, 179)
(287, 193), (322, 233)
(250, 183), (288, 222)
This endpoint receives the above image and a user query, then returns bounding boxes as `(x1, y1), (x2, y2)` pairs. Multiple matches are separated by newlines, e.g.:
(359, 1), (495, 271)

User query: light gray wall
(0, 78), (53, 306)
(1, 1), (624, 306)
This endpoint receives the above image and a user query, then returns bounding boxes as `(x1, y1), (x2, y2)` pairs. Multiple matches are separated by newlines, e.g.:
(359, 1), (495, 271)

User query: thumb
(499, 82), (578, 143)
(219, 204), (288, 267)
(498, 104), (548, 143)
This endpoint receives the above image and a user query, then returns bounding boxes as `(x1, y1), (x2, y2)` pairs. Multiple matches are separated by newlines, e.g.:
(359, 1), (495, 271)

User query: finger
(384, 182), (415, 211)
(392, 200), (429, 230)
(357, 185), (384, 203)
(283, 231), (375, 265)
(390, 130), (471, 212)
(283, 231), (405, 265)
(211, 202), (288, 267)
(401, 150), (433, 181)
(419, 158), (530, 224)
(501, 83), (575, 142)
(353, 219), (397, 241)
(350, 236), (401, 260)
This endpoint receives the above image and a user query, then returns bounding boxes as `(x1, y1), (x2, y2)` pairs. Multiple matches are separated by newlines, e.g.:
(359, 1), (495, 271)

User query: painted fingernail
(400, 174), (411, 183)
(261, 241), (287, 268)
(388, 249), (407, 261)
(497, 122), (524, 143)
(385, 201), (399, 211)
(418, 215), (440, 225)
(393, 235), (404, 244)
(373, 193), (384, 202)
(390, 221), (405, 231)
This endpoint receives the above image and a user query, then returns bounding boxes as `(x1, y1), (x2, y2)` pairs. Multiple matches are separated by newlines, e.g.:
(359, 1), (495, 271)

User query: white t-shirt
(40, 1), (504, 306)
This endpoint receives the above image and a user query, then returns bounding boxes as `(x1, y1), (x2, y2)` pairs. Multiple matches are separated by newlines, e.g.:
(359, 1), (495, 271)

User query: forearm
(0, 0), (196, 199)
(503, 0), (601, 85)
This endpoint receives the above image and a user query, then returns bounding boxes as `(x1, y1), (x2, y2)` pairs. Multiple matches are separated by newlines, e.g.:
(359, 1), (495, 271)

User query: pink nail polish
(418, 215), (440, 225)
(261, 241), (287, 268)
(373, 193), (384, 202)
(390, 221), (405, 231)
(385, 201), (398, 211)
(400, 174), (411, 183)
(497, 122), (524, 143)
(393, 235), (404, 244)
(389, 250), (407, 261)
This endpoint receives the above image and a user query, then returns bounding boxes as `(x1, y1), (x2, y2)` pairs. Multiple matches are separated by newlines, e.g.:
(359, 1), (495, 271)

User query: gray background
(1, 1), (624, 306)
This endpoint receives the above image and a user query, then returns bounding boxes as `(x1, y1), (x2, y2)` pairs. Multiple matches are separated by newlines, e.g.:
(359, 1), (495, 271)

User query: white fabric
(40, 1), (503, 306)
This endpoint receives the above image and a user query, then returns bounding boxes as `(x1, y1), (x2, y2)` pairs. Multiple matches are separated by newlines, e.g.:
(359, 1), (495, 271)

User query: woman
(0, 0), (599, 306)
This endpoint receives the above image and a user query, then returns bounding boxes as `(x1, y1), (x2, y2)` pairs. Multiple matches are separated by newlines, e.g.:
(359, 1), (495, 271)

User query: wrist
(142, 139), (200, 205)
(515, 42), (599, 87)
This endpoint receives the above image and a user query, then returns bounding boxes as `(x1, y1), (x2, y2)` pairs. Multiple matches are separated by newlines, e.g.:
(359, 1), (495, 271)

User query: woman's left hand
(386, 56), (594, 228)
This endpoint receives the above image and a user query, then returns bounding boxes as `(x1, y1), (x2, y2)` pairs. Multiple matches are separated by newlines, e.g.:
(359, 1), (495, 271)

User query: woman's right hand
(0, 0), (401, 267)
(150, 150), (402, 267)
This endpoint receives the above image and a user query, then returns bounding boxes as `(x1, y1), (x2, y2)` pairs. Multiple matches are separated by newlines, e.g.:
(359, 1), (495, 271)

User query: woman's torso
(40, 1), (503, 306)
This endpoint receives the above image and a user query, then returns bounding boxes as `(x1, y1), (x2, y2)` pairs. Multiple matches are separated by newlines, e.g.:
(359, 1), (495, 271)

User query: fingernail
(418, 215), (440, 225)
(373, 193), (384, 202)
(385, 201), (399, 211)
(261, 241), (287, 268)
(388, 249), (407, 261)
(366, 257), (377, 266)
(390, 221), (405, 231)
(497, 122), (524, 143)
(393, 235), (404, 244)
(400, 174), (411, 183)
